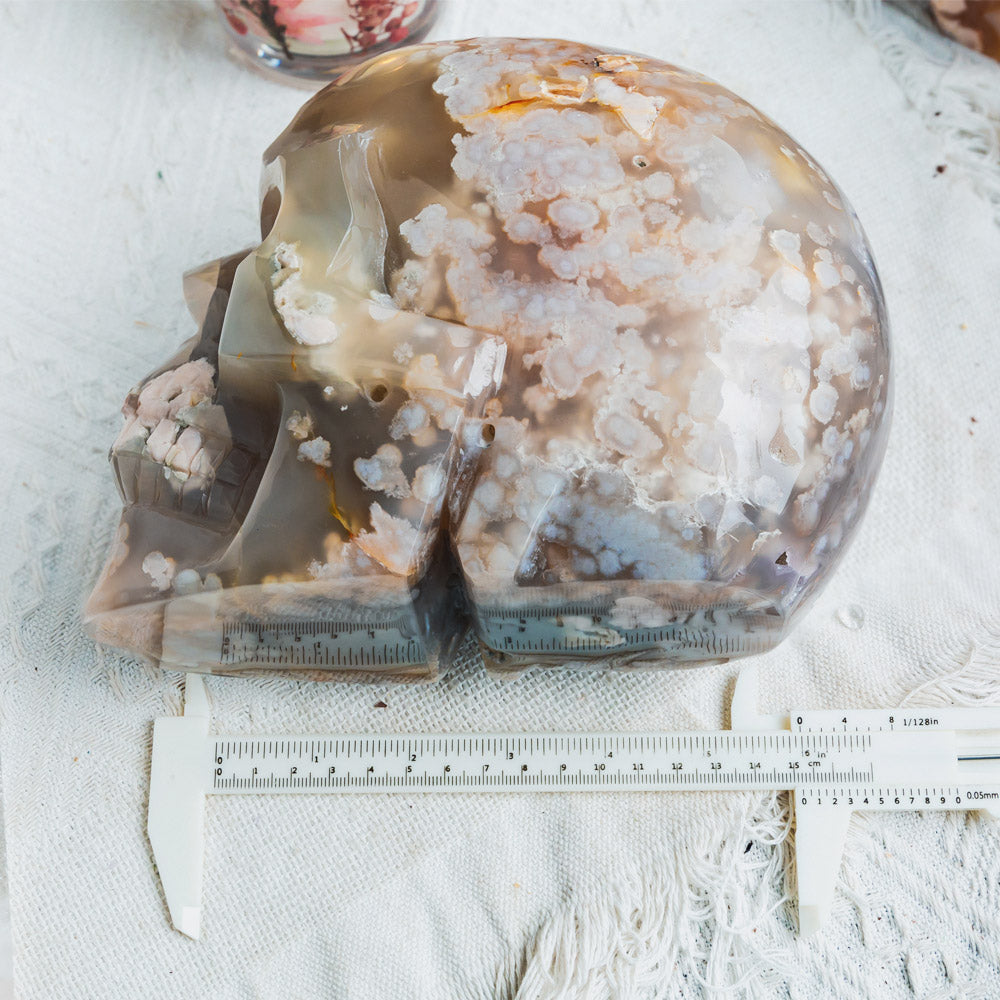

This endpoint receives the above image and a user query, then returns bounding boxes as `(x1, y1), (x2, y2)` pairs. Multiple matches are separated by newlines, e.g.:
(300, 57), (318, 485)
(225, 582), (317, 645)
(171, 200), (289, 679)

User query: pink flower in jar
(220, 0), (255, 35)
(219, 0), (333, 53)
(222, 0), (424, 56)
(342, 0), (420, 50)
(271, 0), (330, 45)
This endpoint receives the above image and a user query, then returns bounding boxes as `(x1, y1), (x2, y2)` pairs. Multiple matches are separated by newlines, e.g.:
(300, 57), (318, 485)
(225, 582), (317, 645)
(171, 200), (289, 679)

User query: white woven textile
(2, 1), (999, 997)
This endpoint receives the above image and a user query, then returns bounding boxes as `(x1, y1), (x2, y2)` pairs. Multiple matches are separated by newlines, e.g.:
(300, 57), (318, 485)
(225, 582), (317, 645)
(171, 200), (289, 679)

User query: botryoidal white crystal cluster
(85, 39), (890, 678)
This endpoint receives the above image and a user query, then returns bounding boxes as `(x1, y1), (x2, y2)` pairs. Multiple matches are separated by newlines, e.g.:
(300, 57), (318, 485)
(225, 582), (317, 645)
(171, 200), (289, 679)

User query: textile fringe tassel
(499, 794), (796, 1000)
(848, 0), (1000, 225)
(902, 626), (1000, 707)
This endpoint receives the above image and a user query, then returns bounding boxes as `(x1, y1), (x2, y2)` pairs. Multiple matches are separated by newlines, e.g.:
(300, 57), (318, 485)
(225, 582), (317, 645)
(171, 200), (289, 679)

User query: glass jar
(216, 1), (441, 83)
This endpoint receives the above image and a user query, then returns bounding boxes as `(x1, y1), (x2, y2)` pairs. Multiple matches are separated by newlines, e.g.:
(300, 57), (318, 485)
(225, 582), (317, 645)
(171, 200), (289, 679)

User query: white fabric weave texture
(1, 2), (999, 997)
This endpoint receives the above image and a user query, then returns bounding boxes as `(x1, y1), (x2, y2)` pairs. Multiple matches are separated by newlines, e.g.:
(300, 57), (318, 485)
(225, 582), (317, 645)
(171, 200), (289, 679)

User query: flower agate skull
(85, 38), (891, 678)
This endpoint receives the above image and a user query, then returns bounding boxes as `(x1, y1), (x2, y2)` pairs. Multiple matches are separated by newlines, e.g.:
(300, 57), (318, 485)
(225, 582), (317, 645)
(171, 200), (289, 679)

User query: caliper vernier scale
(148, 667), (1000, 939)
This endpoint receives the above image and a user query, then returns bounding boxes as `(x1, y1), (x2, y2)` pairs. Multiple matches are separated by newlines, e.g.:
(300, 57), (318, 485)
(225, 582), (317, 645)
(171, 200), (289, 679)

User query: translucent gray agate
(85, 39), (891, 678)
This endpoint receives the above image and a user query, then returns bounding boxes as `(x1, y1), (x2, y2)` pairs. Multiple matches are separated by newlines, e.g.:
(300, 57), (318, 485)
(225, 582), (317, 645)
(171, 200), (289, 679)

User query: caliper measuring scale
(148, 666), (1000, 939)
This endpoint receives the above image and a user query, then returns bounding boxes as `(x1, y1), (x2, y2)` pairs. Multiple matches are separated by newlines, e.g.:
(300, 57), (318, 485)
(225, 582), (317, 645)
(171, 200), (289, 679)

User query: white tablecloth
(2, 1), (999, 997)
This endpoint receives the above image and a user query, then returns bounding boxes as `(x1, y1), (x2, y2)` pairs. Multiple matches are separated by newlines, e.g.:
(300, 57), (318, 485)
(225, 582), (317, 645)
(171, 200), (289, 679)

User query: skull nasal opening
(260, 186), (281, 240)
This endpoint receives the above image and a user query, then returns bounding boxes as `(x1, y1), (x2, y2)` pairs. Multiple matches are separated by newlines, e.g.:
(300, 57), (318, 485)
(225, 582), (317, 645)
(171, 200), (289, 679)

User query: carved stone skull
(85, 38), (891, 679)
